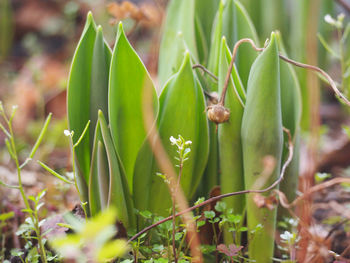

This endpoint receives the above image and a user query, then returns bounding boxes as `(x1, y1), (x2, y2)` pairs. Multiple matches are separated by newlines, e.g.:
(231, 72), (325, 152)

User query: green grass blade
(67, 12), (96, 192)
(28, 113), (52, 160)
(38, 161), (74, 184)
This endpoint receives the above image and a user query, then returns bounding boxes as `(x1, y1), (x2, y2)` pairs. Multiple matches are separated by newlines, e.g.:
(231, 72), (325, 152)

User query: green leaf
(109, 23), (158, 192)
(276, 32), (302, 217)
(28, 113), (52, 160)
(134, 53), (209, 217)
(89, 120), (108, 216)
(208, 0), (259, 89)
(234, 0), (259, 87)
(90, 25), (111, 145)
(218, 37), (245, 217)
(241, 32), (282, 262)
(0, 211), (14, 221)
(194, 0), (220, 62)
(38, 161), (74, 184)
(204, 210), (215, 219)
(158, 0), (197, 86)
(98, 111), (136, 229)
(97, 239), (128, 262)
(67, 12), (96, 186)
(67, 13), (111, 206)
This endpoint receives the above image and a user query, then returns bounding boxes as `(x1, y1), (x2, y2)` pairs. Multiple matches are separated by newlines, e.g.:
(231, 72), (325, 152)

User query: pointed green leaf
(234, 0), (259, 87)
(109, 23), (158, 193)
(89, 120), (109, 216)
(90, 25), (111, 145)
(208, 0), (259, 89)
(67, 13), (111, 205)
(241, 32), (282, 262)
(134, 53), (209, 216)
(98, 111), (135, 229)
(195, 0), (220, 57)
(276, 32), (302, 217)
(218, 37), (245, 244)
(218, 37), (245, 215)
(158, 0), (197, 86)
(67, 12), (96, 197)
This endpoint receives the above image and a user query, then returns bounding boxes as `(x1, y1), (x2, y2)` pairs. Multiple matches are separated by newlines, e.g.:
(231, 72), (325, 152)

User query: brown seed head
(207, 104), (230, 124)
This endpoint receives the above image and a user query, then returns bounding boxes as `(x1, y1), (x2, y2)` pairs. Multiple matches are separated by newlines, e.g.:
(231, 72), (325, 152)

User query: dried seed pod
(207, 104), (230, 124)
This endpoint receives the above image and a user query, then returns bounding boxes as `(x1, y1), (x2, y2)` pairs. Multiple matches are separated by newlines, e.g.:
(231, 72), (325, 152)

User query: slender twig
(0, 180), (19, 189)
(219, 38), (350, 108)
(219, 38), (262, 106)
(278, 54), (350, 106)
(129, 127), (293, 242)
(192, 64), (218, 81)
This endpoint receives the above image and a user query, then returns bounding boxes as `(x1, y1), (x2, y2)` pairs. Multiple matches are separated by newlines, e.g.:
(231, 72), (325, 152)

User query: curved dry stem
(192, 64), (218, 81)
(219, 37), (350, 108)
(219, 38), (263, 106)
(129, 128), (293, 243)
(278, 54), (350, 107)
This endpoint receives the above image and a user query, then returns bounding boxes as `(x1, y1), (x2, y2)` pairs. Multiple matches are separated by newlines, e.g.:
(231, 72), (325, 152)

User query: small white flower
(170, 136), (177, 145)
(185, 140), (192, 146)
(324, 14), (335, 25)
(64, 130), (72, 137)
(280, 231), (294, 241)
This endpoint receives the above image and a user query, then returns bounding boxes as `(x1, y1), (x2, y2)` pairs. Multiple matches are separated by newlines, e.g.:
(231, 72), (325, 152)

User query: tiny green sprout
(324, 14), (344, 29)
(156, 172), (170, 185)
(315, 172), (331, 183)
(170, 135), (192, 166)
(194, 197), (205, 206)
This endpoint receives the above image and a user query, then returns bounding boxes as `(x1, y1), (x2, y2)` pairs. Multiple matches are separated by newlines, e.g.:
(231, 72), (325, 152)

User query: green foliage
(64, 1), (308, 261)
(109, 23), (158, 191)
(134, 53), (209, 217)
(0, 103), (51, 263)
(67, 12), (111, 204)
(158, 0), (197, 86)
(276, 32), (302, 218)
(241, 32), (283, 262)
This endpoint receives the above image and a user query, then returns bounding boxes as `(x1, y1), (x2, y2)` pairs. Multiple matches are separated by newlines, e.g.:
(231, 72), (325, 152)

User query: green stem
(7, 118), (47, 263)
(33, 208), (47, 263)
(338, 28), (346, 93)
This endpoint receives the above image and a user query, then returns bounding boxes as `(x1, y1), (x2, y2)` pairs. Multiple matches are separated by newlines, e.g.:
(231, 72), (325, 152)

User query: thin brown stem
(192, 64), (218, 81)
(278, 54), (350, 106)
(218, 38), (350, 109)
(219, 38), (263, 106)
(129, 128), (293, 243)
